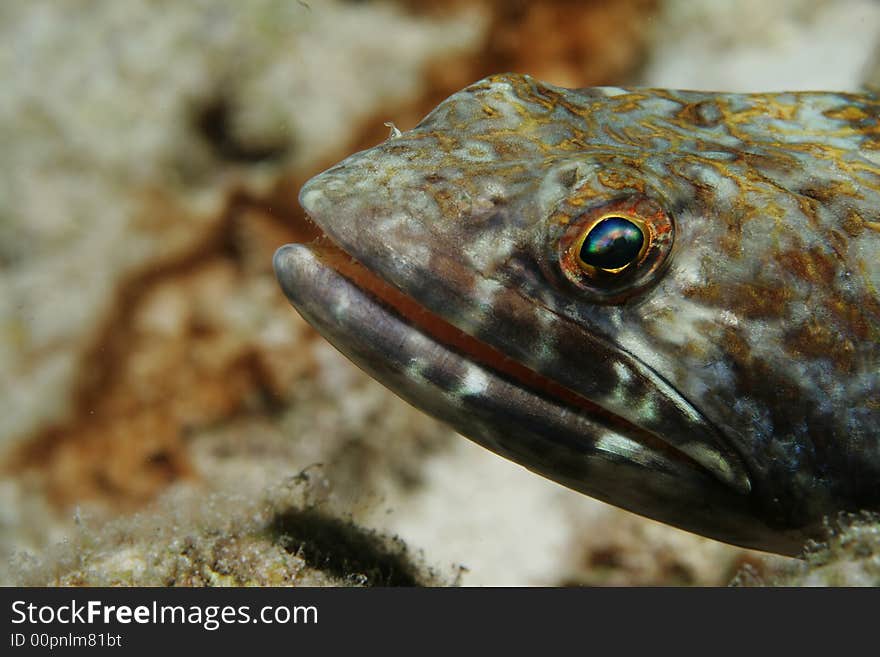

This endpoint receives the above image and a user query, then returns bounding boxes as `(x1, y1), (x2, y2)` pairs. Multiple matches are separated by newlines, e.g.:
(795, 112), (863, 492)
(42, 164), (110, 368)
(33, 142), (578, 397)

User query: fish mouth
(277, 239), (709, 474)
(274, 178), (799, 555)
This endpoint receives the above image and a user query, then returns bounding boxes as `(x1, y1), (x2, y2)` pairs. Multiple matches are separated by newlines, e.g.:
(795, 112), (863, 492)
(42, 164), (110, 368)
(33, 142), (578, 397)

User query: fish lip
(274, 239), (801, 554)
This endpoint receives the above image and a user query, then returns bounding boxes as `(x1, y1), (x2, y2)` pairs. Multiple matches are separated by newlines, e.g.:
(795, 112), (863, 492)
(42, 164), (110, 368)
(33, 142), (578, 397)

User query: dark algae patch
(269, 508), (426, 586)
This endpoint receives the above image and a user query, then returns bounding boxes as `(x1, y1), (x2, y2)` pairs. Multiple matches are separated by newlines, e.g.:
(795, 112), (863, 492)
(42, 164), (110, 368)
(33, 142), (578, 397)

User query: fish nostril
(557, 168), (578, 189)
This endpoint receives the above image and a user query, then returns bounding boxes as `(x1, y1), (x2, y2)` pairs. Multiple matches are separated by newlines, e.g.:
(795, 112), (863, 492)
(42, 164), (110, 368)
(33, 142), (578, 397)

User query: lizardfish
(275, 73), (880, 556)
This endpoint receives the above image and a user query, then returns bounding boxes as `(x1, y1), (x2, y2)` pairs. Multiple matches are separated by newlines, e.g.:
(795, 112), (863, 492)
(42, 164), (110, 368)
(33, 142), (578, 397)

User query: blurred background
(2, 0), (879, 586)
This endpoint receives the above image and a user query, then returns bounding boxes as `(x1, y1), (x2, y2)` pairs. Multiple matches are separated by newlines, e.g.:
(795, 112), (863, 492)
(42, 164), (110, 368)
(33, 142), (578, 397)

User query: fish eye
(577, 216), (646, 272)
(557, 195), (674, 303)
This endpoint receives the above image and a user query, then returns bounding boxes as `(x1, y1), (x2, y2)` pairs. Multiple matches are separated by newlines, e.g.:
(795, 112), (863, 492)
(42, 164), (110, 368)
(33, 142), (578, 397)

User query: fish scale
(275, 73), (880, 555)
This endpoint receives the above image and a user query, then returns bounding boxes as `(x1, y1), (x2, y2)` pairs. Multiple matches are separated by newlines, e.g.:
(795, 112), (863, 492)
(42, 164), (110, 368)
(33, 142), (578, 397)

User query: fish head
(276, 73), (880, 555)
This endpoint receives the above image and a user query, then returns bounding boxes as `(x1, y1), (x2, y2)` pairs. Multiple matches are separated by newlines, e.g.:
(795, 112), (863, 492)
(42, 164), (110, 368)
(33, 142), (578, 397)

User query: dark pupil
(579, 217), (644, 270)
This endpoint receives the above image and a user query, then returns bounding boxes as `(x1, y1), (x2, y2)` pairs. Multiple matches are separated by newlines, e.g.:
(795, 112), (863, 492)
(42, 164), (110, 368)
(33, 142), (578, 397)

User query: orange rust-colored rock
(353, 0), (658, 149)
(404, 0), (657, 87)
(483, 0), (657, 87)
(7, 185), (321, 509)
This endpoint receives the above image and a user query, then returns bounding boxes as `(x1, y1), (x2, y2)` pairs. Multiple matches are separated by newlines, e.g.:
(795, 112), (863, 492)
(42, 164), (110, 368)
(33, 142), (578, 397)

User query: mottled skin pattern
(275, 74), (880, 555)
